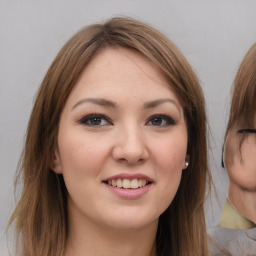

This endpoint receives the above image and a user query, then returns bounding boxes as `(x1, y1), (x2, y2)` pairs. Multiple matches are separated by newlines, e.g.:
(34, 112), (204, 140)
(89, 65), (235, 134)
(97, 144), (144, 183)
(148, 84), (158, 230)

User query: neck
(65, 210), (157, 256)
(229, 182), (256, 224)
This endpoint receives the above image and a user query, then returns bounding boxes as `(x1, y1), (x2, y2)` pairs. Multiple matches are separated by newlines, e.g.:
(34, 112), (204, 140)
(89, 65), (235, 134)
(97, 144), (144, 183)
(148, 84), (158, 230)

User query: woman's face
(54, 47), (188, 231)
(225, 125), (256, 191)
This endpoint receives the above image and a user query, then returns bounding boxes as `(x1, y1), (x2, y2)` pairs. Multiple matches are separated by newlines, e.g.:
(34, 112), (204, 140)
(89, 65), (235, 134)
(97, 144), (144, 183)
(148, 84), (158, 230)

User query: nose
(112, 124), (149, 165)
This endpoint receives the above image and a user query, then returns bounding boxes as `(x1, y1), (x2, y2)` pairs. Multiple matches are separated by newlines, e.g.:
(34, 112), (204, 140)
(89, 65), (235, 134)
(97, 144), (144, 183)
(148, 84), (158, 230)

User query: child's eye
(78, 114), (112, 126)
(237, 129), (256, 134)
(147, 114), (176, 127)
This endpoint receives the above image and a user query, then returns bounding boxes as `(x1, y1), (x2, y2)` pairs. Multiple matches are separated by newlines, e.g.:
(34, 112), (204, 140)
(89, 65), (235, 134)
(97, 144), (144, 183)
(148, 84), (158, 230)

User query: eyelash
(237, 129), (256, 134)
(78, 114), (112, 126)
(146, 114), (176, 127)
(77, 114), (176, 127)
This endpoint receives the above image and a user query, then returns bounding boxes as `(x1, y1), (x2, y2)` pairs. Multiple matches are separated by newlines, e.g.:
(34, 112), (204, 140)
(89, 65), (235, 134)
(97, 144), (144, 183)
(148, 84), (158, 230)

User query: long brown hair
(8, 17), (209, 256)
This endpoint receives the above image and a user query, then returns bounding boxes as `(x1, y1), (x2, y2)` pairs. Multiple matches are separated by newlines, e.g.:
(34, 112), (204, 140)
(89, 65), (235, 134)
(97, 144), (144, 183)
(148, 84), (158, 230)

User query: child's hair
(225, 43), (256, 136)
(223, 43), (256, 167)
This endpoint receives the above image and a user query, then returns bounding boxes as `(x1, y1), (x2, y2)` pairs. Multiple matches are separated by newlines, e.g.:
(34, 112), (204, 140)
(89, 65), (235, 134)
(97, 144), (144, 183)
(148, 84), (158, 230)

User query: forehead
(65, 47), (182, 108)
(79, 47), (167, 87)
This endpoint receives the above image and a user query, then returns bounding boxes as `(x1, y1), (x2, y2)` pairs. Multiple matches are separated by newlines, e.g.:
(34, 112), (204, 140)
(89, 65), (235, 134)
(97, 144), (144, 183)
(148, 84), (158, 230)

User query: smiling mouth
(103, 178), (151, 189)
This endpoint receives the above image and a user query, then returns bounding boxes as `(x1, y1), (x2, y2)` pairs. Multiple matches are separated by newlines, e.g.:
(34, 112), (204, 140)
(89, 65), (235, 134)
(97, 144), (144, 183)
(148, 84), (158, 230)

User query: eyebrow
(72, 97), (181, 112)
(143, 98), (178, 108)
(144, 98), (181, 115)
(237, 128), (256, 134)
(72, 98), (117, 110)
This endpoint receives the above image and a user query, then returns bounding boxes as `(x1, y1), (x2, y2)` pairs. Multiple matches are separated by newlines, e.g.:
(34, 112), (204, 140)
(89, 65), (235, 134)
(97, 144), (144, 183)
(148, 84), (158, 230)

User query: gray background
(1, 0), (256, 253)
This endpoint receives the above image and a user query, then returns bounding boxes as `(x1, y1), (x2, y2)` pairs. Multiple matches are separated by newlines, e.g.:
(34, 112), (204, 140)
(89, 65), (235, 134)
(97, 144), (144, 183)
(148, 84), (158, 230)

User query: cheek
(153, 135), (187, 172)
(225, 133), (256, 190)
(241, 137), (256, 164)
(151, 136), (187, 206)
(224, 141), (235, 169)
(157, 147), (185, 190)
(57, 133), (112, 209)
(57, 131), (110, 178)
(227, 148), (256, 191)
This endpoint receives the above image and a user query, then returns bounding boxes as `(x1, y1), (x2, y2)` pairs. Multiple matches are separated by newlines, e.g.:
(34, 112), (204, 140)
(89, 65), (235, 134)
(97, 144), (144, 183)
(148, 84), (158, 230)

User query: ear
(51, 149), (62, 174)
(183, 155), (190, 170)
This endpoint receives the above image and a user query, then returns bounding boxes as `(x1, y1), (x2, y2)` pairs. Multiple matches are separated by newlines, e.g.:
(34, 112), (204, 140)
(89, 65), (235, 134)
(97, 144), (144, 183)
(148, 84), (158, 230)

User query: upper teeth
(107, 178), (147, 189)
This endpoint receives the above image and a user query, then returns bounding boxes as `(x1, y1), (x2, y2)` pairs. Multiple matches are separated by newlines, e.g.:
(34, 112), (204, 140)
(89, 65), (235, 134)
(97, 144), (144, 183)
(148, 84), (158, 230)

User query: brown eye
(78, 114), (112, 126)
(147, 114), (176, 127)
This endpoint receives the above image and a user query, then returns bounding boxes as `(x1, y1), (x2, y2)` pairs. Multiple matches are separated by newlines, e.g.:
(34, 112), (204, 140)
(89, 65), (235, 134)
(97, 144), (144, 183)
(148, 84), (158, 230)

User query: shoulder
(208, 226), (256, 256)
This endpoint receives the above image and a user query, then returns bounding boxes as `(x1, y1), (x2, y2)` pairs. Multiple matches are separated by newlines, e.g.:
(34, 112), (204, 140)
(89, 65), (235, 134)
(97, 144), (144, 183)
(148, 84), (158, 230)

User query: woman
(8, 17), (209, 256)
(210, 44), (256, 256)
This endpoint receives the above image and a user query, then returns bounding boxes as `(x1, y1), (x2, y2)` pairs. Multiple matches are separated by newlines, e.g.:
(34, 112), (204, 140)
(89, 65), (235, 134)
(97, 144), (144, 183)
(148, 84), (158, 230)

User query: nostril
(112, 138), (149, 164)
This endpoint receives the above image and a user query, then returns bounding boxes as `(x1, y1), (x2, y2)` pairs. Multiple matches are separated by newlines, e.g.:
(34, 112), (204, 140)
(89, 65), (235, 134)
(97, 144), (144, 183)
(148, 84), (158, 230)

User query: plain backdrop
(1, 0), (256, 253)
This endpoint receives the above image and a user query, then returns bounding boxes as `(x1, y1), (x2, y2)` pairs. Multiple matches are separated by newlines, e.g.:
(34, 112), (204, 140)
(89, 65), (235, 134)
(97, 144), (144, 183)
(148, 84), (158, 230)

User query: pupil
(91, 117), (101, 125)
(152, 118), (162, 126)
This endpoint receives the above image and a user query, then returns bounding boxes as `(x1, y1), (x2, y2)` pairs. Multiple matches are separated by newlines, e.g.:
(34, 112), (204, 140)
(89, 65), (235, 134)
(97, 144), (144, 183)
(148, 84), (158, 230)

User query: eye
(147, 114), (176, 127)
(78, 114), (112, 126)
(237, 129), (256, 134)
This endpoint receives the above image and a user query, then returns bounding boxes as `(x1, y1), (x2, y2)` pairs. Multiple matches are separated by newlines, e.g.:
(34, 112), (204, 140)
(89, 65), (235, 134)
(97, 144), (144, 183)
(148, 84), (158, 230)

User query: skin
(225, 125), (256, 224)
(53, 47), (188, 256)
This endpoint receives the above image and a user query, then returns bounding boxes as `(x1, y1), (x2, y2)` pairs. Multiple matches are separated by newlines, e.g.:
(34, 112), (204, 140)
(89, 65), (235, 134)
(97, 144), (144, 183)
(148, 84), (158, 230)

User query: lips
(103, 174), (153, 189)
(102, 174), (153, 199)
(107, 178), (148, 189)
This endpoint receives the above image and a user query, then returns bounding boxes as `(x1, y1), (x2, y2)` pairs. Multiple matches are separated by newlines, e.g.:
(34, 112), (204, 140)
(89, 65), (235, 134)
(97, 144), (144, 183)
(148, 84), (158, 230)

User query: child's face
(225, 125), (256, 191)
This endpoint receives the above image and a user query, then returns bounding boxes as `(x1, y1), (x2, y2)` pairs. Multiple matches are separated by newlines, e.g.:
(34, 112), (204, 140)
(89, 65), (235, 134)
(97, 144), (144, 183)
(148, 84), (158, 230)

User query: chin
(234, 177), (256, 192)
(101, 211), (158, 231)
(240, 184), (256, 192)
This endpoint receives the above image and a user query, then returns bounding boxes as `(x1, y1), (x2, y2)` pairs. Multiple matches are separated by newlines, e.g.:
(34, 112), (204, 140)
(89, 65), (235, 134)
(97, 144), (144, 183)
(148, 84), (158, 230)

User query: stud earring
(185, 161), (189, 168)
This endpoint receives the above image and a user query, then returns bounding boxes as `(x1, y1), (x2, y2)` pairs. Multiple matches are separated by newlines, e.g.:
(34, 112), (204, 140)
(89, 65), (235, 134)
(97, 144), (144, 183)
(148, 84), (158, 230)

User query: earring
(185, 161), (189, 168)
